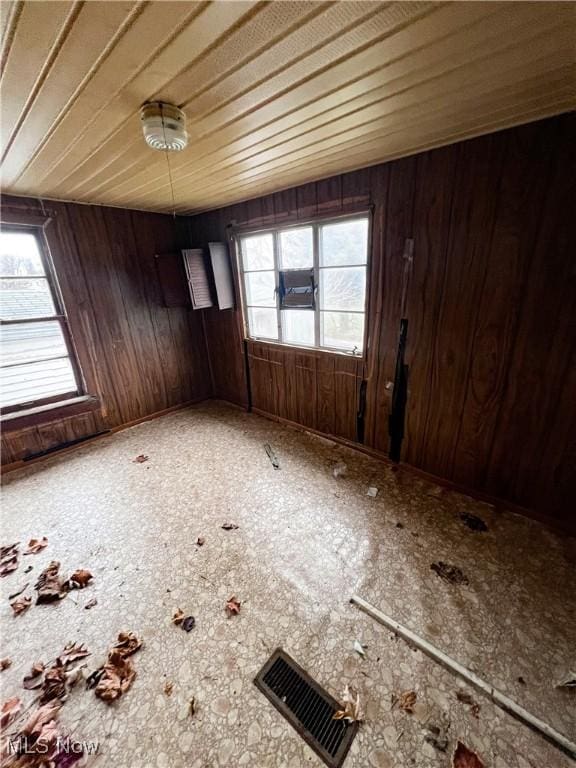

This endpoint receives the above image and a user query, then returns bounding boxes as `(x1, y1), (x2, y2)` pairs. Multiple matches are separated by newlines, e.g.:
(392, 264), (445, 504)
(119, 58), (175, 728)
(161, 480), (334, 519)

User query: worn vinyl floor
(1, 402), (575, 768)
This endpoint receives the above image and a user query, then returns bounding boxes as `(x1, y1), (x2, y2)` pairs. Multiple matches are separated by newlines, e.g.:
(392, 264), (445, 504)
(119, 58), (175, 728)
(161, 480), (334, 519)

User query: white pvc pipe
(350, 595), (576, 760)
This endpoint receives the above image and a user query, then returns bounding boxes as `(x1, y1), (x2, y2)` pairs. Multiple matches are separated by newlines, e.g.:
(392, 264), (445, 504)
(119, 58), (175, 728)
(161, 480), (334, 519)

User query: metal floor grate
(254, 648), (358, 768)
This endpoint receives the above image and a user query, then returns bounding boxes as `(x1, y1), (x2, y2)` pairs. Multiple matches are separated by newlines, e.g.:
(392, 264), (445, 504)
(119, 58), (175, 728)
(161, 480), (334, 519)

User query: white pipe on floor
(350, 595), (576, 761)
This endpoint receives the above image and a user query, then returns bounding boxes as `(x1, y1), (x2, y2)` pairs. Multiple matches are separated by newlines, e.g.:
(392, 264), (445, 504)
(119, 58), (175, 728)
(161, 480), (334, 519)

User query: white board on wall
(208, 242), (235, 310)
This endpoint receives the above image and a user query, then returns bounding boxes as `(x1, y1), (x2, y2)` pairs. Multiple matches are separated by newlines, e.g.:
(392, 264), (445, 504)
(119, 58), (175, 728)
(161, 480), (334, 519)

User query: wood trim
(1, 396), (100, 431)
(248, 405), (576, 538)
(0, 397), (207, 474)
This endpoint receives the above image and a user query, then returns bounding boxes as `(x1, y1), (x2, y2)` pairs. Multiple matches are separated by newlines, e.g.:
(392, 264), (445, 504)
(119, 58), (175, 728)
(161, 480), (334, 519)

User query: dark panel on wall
(1, 195), (212, 465)
(188, 113), (576, 531)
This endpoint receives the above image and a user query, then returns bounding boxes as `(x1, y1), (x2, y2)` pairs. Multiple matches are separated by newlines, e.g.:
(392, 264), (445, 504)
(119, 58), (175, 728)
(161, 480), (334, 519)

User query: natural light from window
(239, 216), (369, 354)
(0, 230), (80, 412)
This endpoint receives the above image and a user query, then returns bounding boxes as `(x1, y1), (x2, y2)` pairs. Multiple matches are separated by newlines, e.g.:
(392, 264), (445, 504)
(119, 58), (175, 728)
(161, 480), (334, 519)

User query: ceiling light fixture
(140, 102), (188, 152)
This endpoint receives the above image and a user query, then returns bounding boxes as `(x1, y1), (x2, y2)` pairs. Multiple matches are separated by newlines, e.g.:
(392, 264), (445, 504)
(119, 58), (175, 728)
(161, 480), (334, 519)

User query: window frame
(236, 212), (371, 357)
(0, 224), (84, 414)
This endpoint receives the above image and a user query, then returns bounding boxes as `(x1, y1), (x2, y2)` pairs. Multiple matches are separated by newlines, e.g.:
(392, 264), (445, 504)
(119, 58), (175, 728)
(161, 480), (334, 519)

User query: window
(239, 215), (369, 354)
(0, 228), (82, 412)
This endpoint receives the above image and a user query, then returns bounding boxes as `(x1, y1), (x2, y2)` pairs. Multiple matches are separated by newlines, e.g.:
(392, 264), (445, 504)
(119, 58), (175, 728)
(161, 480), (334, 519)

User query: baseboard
(247, 405), (574, 538)
(1, 398), (207, 475)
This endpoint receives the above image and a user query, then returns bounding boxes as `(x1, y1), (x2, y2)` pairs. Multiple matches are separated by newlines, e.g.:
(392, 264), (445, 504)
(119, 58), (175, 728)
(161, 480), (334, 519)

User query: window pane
(282, 310), (314, 347)
(244, 270), (276, 307)
(320, 266), (366, 312)
(0, 277), (56, 319)
(279, 227), (313, 269)
(0, 321), (68, 366)
(241, 234), (274, 271)
(321, 311), (365, 352)
(0, 357), (77, 408)
(247, 307), (278, 340)
(320, 218), (368, 266)
(0, 232), (45, 276)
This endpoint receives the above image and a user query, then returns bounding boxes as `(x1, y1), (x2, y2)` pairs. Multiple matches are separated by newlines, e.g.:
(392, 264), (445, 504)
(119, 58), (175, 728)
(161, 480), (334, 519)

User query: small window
(0, 229), (82, 412)
(239, 215), (369, 354)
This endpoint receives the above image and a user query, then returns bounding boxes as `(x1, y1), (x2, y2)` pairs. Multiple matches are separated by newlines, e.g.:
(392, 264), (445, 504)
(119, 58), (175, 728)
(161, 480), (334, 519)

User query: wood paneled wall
(1, 195), (212, 465)
(188, 113), (576, 531)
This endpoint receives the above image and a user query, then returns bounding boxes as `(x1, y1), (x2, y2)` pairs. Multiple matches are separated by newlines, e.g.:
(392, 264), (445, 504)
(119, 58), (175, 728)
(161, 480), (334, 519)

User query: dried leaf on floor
(0, 553), (19, 577)
(113, 631), (142, 658)
(62, 642), (91, 664)
(556, 671), (576, 689)
(85, 597), (98, 610)
(353, 640), (367, 657)
(35, 560), (67, 602)
(431, 562), (469, 586)
(66, 569), (93, 589)
(172, 608), (185, 625)
(133, 454), (149, 463)
(459, 513), (488, 532)
(1, 658), (12, 671)
(24, 537), (49, 554)
(95, 650), (136, 702)
(196, 536), (205, 546)
(1, 543), (19, 559)
(23, 662), (45, 689)
(11, 595), (32, 615)
(189, 697), (196, 717)
(452, 741), (484, 768)
(40, 660), (68, 703)
(221, 523), (239, 530)
(8, 582), (29, 600)
(424, 720), (449, 752)
(1, 696), (22, 728)
(396, 690), (417, 714)
(456, 690), (480, 717)
(333, 685), (363, 722)
(226, 596), (241, 616)
(164, 681), (173, 696)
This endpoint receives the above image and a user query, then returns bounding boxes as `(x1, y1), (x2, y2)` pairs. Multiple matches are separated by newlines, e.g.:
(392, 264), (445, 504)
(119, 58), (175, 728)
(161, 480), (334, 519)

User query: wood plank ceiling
(1, 1), (574, 215)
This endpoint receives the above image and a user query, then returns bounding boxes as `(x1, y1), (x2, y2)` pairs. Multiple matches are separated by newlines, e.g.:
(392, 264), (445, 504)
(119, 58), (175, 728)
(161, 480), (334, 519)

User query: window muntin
(239, 215), (369, 354)
(0, 229), (81, 412)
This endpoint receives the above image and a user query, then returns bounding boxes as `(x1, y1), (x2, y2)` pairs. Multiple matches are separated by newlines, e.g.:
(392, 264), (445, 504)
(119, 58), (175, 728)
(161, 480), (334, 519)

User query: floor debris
(366, 486), (379, 497)
(23, 662), (45, 689)
(65, 569), (93, 590)
(226, 596), (241, 616)
(84, 597), (98, 610)
(452, 741), (484, 768)
(92, 631), (142, 702)
(24, 537), (48, 554)
(189, 697), (196, 718)
(333, 685), (363, 722)
(424, 720), (450, 752)
(1, 543), (19, 577)
(459, 512), (488, 532)
(0, 658), (12, 671)
(332, 462), (348, 478)
(1, 696), (21, 728)
(10, 595), (32, 615)
(221, 523), (239, 530)
(164, 681), (173, 696)
(456, 690), (480, 717)
(196, 536), (205, 546)
(431, 561), (469, 586)
(35, 561), (67, 602)
(353, 640), (367, 657)
(132, 454), (149, 463)
(264, 443), (280, 469)
(393, 690), (417, 714)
